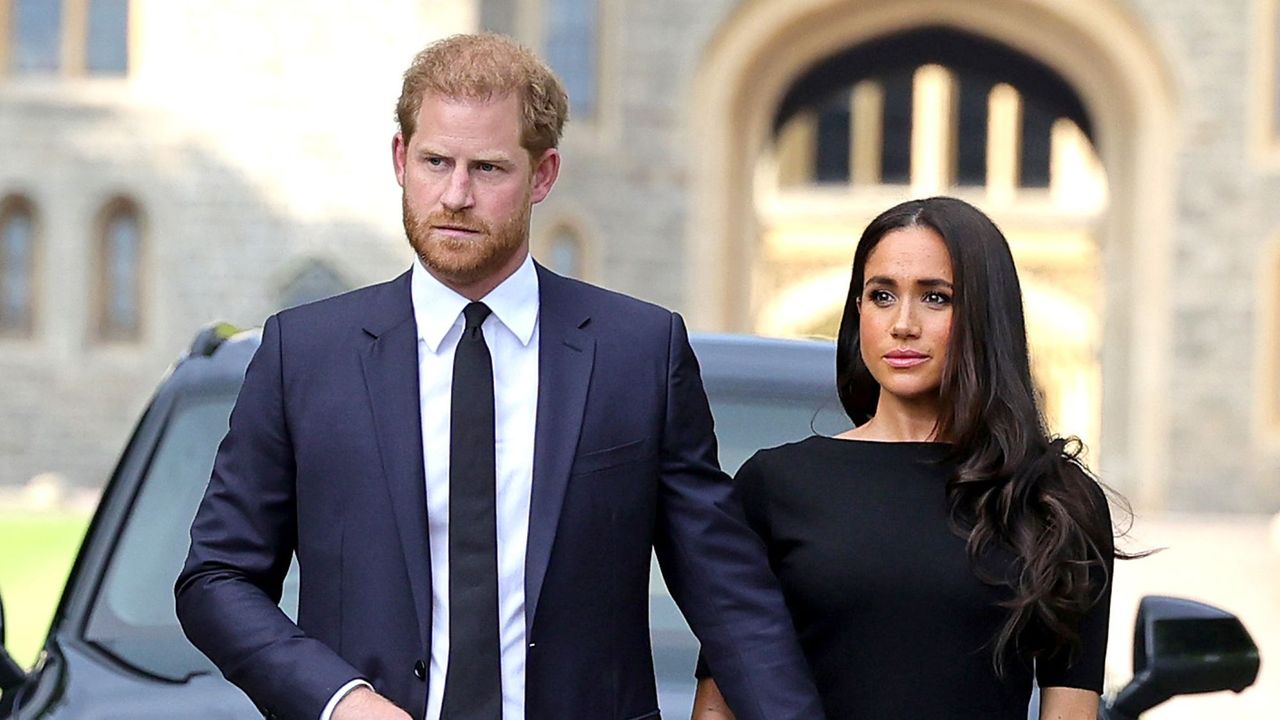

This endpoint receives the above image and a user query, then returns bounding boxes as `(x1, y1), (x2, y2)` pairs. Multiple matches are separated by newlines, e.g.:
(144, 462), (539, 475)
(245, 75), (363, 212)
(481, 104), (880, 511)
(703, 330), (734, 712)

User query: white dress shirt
(321, 254), (539, 720)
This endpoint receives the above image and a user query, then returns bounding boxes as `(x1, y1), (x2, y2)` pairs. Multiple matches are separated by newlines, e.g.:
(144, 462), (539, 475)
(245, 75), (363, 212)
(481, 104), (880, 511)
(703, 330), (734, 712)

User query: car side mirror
(1108, 596), (1259, 719)
(0, 589), (29, 691)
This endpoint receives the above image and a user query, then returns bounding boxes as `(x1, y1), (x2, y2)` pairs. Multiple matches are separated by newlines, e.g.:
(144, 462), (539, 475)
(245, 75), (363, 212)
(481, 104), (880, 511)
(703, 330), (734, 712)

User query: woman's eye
(923, 291), (952, 306)
(867, 289), (894, 306)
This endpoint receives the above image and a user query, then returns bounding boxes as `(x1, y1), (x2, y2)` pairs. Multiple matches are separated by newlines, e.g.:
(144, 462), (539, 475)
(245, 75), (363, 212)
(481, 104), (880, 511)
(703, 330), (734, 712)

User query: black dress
(698, 436), (1112, 720)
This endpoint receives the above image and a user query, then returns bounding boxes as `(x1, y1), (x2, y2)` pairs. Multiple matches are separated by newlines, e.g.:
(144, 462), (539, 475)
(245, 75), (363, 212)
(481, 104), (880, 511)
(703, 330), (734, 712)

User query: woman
(693, 197), (1117, 720)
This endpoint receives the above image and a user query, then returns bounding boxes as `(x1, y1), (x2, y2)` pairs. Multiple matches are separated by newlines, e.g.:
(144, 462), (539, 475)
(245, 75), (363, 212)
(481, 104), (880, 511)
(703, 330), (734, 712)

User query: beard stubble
(403, 191), (531, 288)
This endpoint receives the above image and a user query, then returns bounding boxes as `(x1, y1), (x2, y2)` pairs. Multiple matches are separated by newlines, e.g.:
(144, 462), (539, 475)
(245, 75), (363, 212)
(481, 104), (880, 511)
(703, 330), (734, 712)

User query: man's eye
(425, 157), (445, 167)
(478, 163), (497, 172)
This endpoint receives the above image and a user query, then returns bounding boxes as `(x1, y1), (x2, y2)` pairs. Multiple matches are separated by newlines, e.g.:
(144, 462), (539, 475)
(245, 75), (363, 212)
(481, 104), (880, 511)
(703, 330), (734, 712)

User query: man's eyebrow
(472, 154), (514, 165)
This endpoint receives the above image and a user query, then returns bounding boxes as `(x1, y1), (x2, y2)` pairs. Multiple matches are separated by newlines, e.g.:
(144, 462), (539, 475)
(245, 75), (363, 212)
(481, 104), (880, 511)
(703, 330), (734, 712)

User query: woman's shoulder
(735, 436), (828, 486)
(743, 435), (844, 470)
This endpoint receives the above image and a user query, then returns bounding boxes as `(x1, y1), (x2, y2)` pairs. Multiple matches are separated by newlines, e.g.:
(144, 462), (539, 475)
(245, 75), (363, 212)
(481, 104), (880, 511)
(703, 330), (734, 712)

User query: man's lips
(883, 350), (929, 368)
(430, 224), (484, 236)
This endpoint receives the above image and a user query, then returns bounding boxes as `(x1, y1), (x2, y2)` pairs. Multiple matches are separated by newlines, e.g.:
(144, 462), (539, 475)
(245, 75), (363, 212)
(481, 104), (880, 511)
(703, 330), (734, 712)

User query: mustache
(422, 210), (488, 234)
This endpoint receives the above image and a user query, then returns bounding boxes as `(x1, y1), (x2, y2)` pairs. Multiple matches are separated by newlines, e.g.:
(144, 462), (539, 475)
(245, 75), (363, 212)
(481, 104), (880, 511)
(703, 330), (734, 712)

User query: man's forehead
(419, 88), (520, 110)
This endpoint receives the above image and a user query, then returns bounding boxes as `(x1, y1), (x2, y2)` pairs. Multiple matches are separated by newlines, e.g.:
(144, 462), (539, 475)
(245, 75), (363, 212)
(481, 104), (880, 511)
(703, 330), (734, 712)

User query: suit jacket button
(414, 660), (427, 680)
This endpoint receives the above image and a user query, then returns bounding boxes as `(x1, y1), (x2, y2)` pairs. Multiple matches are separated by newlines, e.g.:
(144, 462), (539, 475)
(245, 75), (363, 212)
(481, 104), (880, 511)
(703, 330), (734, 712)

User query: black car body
(0, 327), (1258, 719)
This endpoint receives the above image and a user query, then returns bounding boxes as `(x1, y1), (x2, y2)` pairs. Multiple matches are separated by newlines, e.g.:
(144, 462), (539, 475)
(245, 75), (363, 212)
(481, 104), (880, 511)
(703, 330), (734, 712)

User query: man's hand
(332, 686), (412, 720)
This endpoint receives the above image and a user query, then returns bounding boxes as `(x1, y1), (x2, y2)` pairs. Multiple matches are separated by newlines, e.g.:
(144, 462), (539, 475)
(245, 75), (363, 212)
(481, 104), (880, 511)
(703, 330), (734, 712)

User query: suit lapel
(526, 266), (594, 634)
(358, 271), (432, 652)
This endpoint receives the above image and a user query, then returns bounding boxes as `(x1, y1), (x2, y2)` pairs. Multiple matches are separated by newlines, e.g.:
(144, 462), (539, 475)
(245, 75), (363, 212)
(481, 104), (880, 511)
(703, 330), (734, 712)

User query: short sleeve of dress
(694, 450), (773, 680)
(732, 451), (772, 542)
(1035, 481), (1115, 692)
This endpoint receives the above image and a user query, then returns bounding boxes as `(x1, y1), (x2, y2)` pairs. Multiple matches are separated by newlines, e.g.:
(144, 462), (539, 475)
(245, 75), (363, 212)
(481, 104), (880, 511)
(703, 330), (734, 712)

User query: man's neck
(427, 250), (529, 301)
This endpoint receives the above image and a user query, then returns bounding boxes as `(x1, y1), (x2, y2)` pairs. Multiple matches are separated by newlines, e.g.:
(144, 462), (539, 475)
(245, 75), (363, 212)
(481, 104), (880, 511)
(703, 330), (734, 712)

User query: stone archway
(686, 0), (1178, 506)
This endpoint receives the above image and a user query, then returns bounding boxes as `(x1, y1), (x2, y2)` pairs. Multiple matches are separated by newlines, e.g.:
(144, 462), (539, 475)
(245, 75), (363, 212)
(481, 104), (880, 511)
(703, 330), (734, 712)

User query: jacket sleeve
(175, 314), (362, 720)
(650, 313), (824, 720)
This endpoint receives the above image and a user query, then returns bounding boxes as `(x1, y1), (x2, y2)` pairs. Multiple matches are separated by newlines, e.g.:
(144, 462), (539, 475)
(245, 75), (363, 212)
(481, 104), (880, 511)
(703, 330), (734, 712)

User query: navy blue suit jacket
(175, 265), (822, 720)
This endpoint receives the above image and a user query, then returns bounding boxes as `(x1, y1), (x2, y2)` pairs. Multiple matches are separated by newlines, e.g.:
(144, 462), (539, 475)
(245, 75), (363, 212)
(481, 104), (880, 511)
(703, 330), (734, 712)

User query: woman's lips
(884, 351), (928, 368)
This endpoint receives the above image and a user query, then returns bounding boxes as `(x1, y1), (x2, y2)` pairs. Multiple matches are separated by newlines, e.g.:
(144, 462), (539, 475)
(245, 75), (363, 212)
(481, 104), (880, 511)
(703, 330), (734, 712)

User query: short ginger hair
(396, 33), (569, 156)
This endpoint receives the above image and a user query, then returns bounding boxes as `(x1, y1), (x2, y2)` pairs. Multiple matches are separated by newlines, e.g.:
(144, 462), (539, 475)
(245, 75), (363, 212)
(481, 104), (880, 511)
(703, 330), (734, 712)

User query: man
(175, 33), (822, 720)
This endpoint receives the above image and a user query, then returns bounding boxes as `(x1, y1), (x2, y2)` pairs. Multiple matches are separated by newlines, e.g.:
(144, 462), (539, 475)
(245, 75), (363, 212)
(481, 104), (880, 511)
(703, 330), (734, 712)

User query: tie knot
(463, 301), (492, 332)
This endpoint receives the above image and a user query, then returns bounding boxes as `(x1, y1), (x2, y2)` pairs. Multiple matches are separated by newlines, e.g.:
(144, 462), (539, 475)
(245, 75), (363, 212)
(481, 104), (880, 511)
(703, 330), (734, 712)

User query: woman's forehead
(866, 226), (953, 279)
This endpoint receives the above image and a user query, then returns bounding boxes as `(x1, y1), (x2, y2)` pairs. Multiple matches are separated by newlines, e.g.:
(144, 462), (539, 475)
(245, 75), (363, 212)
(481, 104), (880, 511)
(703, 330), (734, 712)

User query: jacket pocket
(572, 437), (653, 475)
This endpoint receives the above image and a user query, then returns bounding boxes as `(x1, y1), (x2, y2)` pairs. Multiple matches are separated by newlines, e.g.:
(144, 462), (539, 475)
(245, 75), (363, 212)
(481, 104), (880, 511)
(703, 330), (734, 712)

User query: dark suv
(0, 326), (1260, 719)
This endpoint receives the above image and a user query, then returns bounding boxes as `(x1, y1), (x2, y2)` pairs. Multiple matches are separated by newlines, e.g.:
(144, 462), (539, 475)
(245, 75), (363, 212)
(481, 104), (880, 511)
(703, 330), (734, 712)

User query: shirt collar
(411, 252), (539, 352)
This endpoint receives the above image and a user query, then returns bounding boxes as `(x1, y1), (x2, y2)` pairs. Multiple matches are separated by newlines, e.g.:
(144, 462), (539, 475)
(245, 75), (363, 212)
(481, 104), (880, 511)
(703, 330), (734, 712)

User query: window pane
(11, 0), (62, 73)
(102, 209), (140, 338)
(956, 77), (992, 186)
(544, 0), (597, 119)
(880, 71), (914, 184)
(814, 90), (851, 184)
(1, 209), (34, 331)
(1019, 100), (1054, 188)
(86, 0), (129, 74)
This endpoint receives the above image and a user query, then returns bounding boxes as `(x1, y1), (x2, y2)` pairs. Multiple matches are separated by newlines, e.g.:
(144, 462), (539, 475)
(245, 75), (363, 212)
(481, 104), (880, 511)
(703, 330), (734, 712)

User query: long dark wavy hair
(836, 196), (1119, 671)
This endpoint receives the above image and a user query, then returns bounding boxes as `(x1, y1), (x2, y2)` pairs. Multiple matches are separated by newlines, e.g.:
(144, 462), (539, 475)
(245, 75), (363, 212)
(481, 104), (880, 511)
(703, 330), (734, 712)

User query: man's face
(393, 91), (559, 296)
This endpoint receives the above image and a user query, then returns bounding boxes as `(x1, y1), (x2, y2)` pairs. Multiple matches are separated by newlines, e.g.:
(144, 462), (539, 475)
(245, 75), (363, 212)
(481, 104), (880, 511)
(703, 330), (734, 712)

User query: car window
(82, 396), (300, 681)
(709, 395), (849, 474)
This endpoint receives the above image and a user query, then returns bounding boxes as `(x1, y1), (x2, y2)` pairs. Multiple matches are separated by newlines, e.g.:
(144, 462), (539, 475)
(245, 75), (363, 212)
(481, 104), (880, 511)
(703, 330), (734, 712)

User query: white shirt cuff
(319, 679), (373, 720)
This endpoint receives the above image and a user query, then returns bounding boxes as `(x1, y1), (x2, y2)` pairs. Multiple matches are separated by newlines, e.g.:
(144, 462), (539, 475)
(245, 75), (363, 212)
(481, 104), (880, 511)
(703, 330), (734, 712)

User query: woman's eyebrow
(864, 275), (899, 287)
(916, 278), (954, 289)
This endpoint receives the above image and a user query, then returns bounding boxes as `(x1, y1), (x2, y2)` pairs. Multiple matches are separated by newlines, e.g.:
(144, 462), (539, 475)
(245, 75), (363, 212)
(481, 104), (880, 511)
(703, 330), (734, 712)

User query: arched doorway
(753, 25), (1107, 458)
(687, 0), (1177, 506)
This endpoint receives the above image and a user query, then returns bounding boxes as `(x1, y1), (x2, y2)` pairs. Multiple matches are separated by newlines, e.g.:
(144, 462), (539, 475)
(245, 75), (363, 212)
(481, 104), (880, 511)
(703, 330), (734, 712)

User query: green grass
(0, 511), (91, 669)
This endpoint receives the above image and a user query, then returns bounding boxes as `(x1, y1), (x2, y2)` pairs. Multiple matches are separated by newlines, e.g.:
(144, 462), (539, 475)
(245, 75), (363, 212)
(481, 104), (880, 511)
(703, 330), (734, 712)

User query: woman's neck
(846, 394), (942, 442)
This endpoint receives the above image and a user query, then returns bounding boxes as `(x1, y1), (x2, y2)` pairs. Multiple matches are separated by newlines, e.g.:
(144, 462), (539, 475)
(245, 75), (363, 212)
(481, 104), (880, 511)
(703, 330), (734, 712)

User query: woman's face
(858, 225), (954, 407)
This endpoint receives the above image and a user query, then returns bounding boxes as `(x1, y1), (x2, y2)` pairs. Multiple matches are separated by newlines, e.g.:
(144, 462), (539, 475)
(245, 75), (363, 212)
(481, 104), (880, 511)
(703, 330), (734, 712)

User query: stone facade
(1, 0), (1278, 513)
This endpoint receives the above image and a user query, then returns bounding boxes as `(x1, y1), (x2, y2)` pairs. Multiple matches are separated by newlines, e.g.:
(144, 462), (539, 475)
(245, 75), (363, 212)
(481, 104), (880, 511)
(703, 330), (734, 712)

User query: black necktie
(441, 301), (502, 720)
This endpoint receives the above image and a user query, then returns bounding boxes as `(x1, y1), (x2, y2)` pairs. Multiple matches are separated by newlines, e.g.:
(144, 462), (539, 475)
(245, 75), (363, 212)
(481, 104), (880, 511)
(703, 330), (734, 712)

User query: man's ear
(392, 132), (408, 187)
(529, 148), (561, 204)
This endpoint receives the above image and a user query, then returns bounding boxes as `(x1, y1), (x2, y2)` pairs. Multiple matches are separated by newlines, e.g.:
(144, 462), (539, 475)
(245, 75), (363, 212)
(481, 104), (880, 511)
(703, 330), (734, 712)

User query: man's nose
(441, 167), (474, 211)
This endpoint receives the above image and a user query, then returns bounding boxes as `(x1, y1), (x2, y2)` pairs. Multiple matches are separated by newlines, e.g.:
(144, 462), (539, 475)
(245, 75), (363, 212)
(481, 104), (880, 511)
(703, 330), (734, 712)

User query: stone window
(94, 198), (142, 342)
(544, 227), (584, 278)
(86, 0), (128, 73)
(774, 27), (1093, 195)
(543, 0), (597, 119)
(278, 259), (348, 310)
(0, 196), (36, 337)
(8, 0), (62, 73)
(2, 0), (129, 76)
(878, 71), (914, 185)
